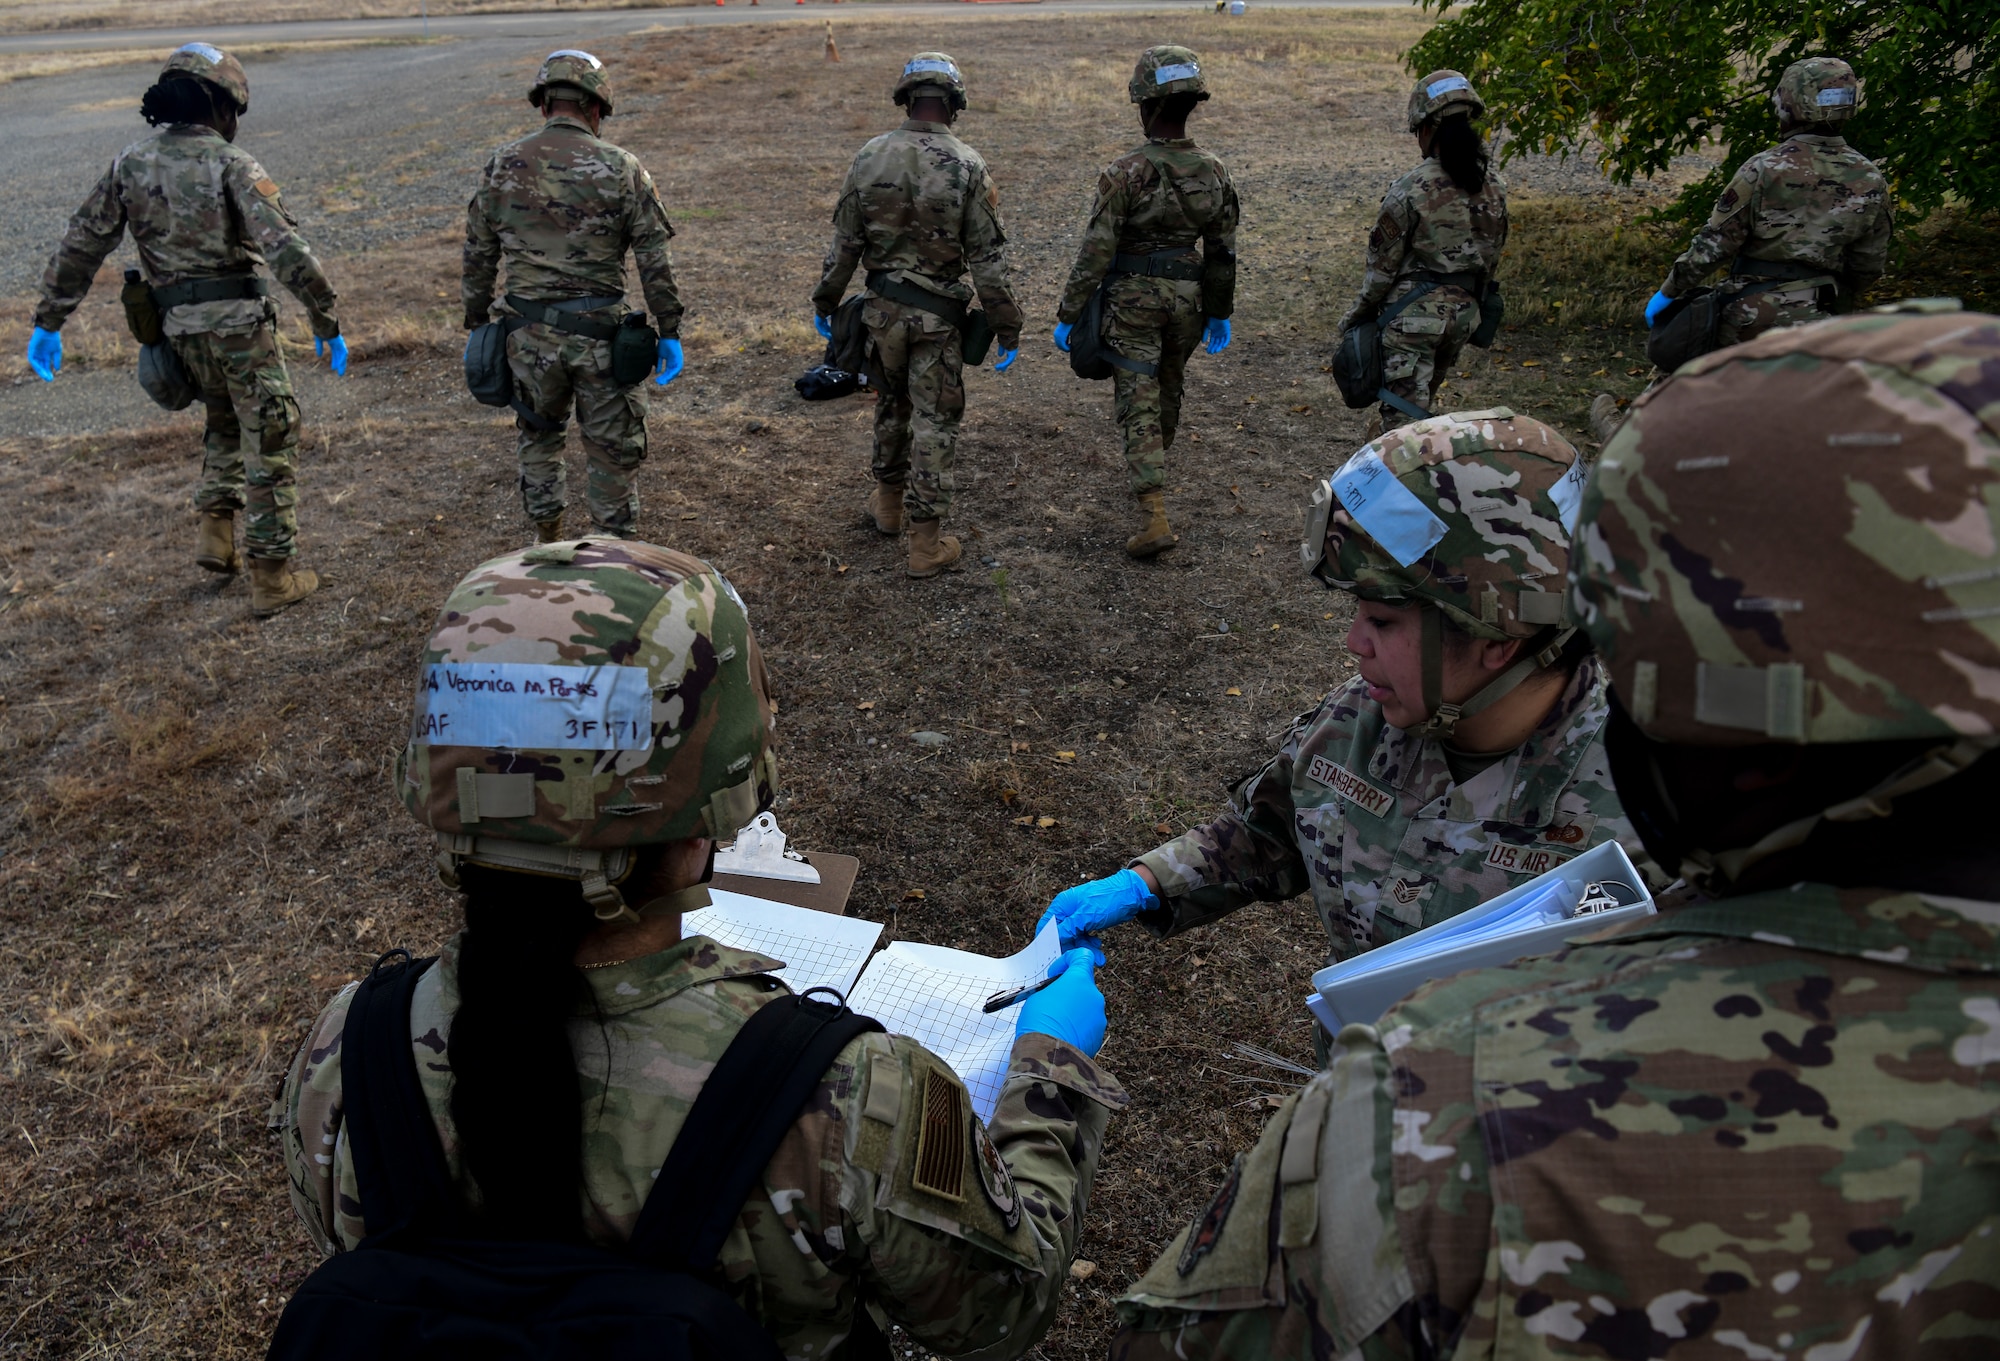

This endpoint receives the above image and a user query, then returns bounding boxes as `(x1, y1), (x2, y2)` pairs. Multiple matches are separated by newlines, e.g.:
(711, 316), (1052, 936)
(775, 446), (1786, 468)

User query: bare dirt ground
(3, 9), (1995, 1358)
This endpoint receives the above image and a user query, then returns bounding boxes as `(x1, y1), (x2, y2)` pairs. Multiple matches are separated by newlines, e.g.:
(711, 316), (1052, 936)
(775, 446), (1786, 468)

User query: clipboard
(713, 852), (859, 916)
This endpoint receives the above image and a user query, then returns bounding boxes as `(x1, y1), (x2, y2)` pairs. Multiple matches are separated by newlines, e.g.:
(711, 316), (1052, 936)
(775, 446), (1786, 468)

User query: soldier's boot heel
(195, 511), (239, 574)
(250, 557), (319, 618)
(869, 481), (906, 535)
(1362, 410), (1384, 443)
(906, 518), (962, 578)
(1125, 491), (1178, 558)
(1589, 393), (1624, 445)
(535, 517), (564, 544)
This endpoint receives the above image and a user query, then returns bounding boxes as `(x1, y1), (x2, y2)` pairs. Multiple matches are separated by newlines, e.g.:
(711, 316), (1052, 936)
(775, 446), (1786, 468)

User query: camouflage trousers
(865, 296), (963, 523)
(506, 319), (646, 536)
(1379, 281), (1478, 422)
(1717, 277), (1832, 347)
(174, 323), (302, 559)
(1104, 276), (1205, 497)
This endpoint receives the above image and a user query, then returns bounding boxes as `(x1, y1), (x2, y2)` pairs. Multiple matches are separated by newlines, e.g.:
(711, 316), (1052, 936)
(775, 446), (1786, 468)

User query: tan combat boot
(250, 557), (319, 618)
(906, 518), (962, 578)
(1125, 491), (1179, 558)
(1589, 393), (1624, 444)
(535, 518), (564, 544)
(195, 510), (238, 574)
(868, 480), (906, 535)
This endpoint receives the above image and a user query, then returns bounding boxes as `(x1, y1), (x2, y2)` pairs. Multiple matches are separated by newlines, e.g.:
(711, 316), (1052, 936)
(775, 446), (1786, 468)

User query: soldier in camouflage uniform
(813, 53), (1023, 579)
(273, 538), (1125, 1356)
(1337, 71), (1506, 435)
(1055, 46), (1239, 558)
(1649, 58), (1892, 347)
(29, 42), (342, 616)
(1112, 303), (2000, 1360)
(464, 51), (685, 543)
(1038, 413), (1660, 1016)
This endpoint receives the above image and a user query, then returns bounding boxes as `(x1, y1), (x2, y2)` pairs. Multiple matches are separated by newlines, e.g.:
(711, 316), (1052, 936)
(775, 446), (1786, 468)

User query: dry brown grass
(8, 9), (1996, 1359)
(0, 38), (420, 84)
(0, 0), (693, 37)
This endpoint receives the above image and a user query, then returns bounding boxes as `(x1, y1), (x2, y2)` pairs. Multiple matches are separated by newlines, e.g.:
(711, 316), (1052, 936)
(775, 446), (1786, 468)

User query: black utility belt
(505, 293), (629, 342)
(1405, 269), (1484, 293)
(1111, 249), (1202, 282)
(151, 275), (269, 309)
(1731, 256), (1834, 284)
(864, 271), (970, 329)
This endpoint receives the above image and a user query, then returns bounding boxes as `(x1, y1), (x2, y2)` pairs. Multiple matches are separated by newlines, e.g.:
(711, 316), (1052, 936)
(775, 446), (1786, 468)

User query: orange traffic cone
(825, 20), (840, 59)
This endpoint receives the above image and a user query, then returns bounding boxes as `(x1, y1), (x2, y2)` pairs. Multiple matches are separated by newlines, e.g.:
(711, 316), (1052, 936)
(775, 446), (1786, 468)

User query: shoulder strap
(630, 990), (884, 1272)
(339, 949), (454, 1244)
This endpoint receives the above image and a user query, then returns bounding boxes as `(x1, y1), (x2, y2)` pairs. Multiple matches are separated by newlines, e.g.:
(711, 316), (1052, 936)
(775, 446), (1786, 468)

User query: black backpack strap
(339, 948), (455, 1244)
(630, 989), (884, 1272)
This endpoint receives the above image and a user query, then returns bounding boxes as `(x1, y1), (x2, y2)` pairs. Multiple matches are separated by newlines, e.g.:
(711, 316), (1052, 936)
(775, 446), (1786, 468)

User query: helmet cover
(396, 539), (776, 850)
(1408, 68), (1483, 132)
(1773, 56), (1859, 126)
(1570, 303), (2000, 747)
(893, 52), (967, 110)
(161, 41), (248, 114)
(1128, 45), (1209, 104)
(1304, 408), (1584, 641)
(531, 49), (614, 115)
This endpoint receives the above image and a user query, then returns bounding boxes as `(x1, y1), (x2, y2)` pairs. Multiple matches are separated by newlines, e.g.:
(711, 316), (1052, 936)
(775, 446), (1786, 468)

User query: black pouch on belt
(610, 313), (660, 388)
(959, 308), (994, 366)
(121, 269), (163, 346)
(1469, 281), (1505, 348)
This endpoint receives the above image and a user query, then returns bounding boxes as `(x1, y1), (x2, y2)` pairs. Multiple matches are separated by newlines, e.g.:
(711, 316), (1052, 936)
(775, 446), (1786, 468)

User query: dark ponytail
(1431, 112), (1488, 195)
(447, 864), (601, 1240)
(140, 73), (229, 128)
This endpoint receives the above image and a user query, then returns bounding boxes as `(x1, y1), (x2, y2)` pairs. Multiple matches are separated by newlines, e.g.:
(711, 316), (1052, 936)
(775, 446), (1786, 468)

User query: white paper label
(1155, 62), (1200, 84)
(1549, 456), (1589, 532)
(1330, 448), (1448, 567)
(904, 57), (959, 77)
(1426, 75), (1471, 99)
(1817, 87), (1855, 107)
(414, 662), (654, 750)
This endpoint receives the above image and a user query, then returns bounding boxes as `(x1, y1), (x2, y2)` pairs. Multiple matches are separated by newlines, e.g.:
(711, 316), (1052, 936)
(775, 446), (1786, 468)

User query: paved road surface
(0, 0), (1400, 52)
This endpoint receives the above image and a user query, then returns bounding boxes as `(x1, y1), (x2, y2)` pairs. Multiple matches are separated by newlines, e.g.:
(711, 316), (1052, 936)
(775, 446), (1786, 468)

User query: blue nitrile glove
(315, 334), (348, 376)
(1034, 867), (1159, 948)
(1016, 946), (1109, 1056)
(813, 312), (832, 341)
(1053, 322), (1073, 353)
(1644, 290), (1673, 327)
(994, 346), (1018, 372)
(1203, 317), (1231, 354)
(655, 337), (684, 386)
(27, 327), (61, 382)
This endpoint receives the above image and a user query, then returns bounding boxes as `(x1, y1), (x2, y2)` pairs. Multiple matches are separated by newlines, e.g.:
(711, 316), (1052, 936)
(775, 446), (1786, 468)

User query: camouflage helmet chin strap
(434, 833), (644, 926)
(1410, 605), (1576, 742)
(1689, 736), (1998, 890)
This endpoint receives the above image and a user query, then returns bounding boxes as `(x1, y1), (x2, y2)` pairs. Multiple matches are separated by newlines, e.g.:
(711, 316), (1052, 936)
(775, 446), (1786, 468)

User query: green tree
(1407, 0), (1998, 222)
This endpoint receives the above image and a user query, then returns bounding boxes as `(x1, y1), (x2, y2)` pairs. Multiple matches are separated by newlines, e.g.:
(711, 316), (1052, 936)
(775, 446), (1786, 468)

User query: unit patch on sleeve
(1305, 754), (1395, 818)
(1176, 1154), (1243, 1277)
(972, 1125), (1021, 1231)
(253, 177), (282, 199)
(1484, 841), (1575, 876)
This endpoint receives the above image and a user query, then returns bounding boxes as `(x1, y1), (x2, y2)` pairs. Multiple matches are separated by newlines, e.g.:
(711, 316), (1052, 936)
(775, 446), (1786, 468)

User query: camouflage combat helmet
(1570, 304), (2000, 877)
(1407, 69), (1483, 133)
(1128, 46), (1209, 104)
(1303, 408), (1587, 738)
(161, 41), (248, 114)
(893, 53), (967, 112)
(395, 539), (777, 923)
(530, 49), (614, 116)
(1773, 56), (1859, 126)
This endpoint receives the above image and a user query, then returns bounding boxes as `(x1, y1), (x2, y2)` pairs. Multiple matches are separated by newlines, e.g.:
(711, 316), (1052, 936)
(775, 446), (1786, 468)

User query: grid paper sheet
(683, 889), (884, 997)
(845, 922), (1062, 1123)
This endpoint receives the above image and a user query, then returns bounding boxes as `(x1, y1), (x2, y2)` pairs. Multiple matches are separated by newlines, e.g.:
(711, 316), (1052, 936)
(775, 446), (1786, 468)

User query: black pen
(982, 975), (1058, 1014)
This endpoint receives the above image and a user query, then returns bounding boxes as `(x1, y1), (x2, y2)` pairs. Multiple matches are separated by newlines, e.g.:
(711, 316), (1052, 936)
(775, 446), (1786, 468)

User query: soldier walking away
(1337, 70), (1506, 439)
(1054, 46), (1239, 559)
(271, 539), (1125, 1358)
(27, 42), (344, 617)
(1109, 303), (2000, 1360)
(813, 53), (1023, 579)
(1035, 411), (1662, 1059)
(464, 51), (686, 544)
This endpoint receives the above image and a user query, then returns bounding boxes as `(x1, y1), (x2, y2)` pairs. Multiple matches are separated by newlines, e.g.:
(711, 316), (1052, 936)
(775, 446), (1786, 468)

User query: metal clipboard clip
(712, 811), (822, 884)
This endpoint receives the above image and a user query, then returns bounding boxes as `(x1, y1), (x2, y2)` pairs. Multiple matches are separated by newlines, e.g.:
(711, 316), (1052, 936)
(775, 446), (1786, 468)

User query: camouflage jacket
(35, 124), (339, 339)
(274, 925), (1125, 1359)
(812, 119), (1022, 347)
(1111, 884), (2000, 1359)
(463, 115), (683, 337)
(1663, 134), (1893, 300)
(1056, 136), (1240, 324)
(1342, 157), (1507, 330)
(1134, 659), (1660, 962)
